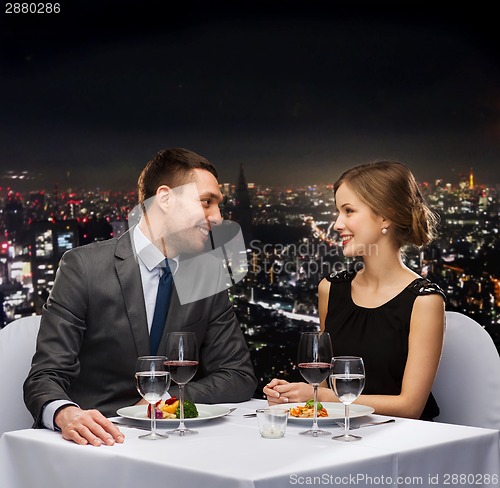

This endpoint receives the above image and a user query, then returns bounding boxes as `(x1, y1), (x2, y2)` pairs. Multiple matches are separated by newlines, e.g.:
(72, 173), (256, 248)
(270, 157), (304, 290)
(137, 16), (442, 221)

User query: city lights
(0, 171), (498, 395)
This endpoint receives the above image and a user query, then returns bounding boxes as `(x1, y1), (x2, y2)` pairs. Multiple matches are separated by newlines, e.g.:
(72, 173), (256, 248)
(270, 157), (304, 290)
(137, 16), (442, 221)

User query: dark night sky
(1, 1), (499, 190)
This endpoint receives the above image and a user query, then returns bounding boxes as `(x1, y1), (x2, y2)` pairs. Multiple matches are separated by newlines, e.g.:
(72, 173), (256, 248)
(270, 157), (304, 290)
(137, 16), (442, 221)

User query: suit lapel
(115, 230), (150, 356)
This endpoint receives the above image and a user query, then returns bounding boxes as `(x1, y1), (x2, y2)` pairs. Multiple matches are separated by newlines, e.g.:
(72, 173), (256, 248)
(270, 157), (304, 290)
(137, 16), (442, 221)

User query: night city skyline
(1, 1), (500, 189)
(1, 165), (499, 394)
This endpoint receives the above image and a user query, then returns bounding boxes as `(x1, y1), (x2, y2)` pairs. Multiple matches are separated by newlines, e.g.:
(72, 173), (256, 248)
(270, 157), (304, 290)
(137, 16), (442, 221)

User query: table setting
(2, 395), (499, 488)
(114, 331), (382, 441)
(1, 330), (499, 488)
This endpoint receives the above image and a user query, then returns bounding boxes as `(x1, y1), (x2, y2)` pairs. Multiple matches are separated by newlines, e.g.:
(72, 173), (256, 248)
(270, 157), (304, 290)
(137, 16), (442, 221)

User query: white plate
(116, 404), (231, 423)
(283, 402), (375, 424)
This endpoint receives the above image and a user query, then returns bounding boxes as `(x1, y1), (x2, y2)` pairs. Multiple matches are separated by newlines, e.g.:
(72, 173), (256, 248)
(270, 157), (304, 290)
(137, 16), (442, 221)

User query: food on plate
(147, 396), (199, 419)
(289, 399), (328, 418)
(177, 400), (198, 419)
(147, 396), (178, 419)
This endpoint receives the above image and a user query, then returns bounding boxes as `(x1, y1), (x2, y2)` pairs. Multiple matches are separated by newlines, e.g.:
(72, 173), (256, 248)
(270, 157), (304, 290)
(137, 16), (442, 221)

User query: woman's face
(333, 183), (386, 258)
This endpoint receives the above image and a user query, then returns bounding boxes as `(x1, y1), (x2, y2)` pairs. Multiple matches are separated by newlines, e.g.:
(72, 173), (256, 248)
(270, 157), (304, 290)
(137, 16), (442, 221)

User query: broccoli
(305, 399), (323, 410)
(175, 400), (199, 419)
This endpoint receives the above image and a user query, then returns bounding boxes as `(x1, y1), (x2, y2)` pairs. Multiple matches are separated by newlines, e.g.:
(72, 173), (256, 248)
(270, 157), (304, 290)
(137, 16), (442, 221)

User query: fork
(334, 418), (395, 429)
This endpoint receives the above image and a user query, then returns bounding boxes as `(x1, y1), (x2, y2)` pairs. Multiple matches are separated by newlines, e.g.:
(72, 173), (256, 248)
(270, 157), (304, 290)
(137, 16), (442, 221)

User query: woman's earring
(381, 227), (388, 235)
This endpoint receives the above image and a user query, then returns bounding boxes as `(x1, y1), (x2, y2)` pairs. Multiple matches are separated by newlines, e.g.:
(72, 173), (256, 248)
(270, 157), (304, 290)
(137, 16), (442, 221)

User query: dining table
(1, 398), (499, 488)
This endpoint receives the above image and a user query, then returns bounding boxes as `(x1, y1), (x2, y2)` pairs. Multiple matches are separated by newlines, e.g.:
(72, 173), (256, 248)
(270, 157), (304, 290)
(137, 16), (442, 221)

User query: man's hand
(54, 406), (125, 446)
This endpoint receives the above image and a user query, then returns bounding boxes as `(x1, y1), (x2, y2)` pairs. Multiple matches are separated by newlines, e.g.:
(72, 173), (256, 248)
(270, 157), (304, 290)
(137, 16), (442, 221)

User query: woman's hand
(263, 378), (314, 405)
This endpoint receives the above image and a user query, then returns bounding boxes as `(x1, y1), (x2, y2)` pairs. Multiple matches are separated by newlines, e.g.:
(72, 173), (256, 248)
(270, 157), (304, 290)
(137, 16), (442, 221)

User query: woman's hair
(334, 161), (438, 247)
(137, 148), (218, 203)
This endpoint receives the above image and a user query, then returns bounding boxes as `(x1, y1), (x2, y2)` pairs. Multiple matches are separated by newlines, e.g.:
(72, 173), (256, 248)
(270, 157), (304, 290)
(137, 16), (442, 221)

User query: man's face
(130, 167), (248, 304)
(165, 168), (223, 256)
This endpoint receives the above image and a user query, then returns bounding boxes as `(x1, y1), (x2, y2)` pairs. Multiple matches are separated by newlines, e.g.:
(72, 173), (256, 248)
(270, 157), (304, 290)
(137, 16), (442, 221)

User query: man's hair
(137, 148), (218, 203)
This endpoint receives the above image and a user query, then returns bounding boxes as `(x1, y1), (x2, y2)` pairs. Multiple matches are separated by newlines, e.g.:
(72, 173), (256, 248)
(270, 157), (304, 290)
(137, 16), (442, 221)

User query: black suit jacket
(24, 230), (257, 425)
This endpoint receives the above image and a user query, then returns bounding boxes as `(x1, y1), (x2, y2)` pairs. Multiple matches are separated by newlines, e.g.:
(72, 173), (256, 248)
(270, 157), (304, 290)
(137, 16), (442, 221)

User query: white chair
(433, 311), (500, 430)
(0, 315), (41, 437)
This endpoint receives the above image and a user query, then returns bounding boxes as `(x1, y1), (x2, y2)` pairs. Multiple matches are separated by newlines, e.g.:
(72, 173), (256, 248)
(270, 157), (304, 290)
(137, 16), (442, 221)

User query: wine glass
(330, 356), (366, 442)
(165, 332), (199, 436)
(297, 331), (333, 436)
(135, 356), (170, 440)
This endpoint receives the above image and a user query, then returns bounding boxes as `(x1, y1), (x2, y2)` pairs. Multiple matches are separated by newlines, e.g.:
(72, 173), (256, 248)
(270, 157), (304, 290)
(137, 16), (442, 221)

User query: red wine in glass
(297, 331), (333, 437)
(165, 332), (199, 436)
(165, 360), (199, 385)
(298, 362), (332, 385)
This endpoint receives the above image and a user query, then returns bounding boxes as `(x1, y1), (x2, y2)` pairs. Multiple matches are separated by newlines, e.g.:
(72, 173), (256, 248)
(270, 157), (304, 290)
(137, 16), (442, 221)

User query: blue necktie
(150, 259), (174, 355)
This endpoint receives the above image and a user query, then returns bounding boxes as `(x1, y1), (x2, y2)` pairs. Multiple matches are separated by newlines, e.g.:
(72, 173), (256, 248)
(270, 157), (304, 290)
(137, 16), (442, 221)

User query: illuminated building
(30, 220), (79, 302)
(232, 164), (253, 244)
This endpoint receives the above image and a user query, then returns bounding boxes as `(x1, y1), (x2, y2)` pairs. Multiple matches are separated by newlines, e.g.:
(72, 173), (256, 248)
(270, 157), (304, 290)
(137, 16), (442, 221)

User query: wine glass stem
(152, 403), (157, 436)
(312, 385), (319, 431)
(344, 404), (350, 437)
(178, 384), (186, 430)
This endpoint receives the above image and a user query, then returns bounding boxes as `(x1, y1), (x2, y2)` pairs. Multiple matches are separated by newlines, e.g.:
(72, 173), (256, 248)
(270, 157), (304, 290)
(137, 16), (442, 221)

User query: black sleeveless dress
(324, 270), (446, 421)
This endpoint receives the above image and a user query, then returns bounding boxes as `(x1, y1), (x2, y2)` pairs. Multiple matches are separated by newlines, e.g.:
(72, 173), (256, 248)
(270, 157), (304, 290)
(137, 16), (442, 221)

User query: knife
(111, 421), (154, 431)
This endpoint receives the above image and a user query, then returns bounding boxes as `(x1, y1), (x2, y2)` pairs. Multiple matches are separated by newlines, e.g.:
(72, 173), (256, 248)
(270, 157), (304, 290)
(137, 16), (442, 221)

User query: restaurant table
(1, 399), (499, 488)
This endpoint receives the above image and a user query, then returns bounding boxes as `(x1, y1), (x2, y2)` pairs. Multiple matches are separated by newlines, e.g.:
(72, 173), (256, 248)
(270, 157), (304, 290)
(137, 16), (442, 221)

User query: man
(24, 148), (257, 446)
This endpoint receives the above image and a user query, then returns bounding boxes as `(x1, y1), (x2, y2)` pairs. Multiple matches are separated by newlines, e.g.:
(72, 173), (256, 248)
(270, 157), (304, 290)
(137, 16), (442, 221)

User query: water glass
(256, 408), (289, 438)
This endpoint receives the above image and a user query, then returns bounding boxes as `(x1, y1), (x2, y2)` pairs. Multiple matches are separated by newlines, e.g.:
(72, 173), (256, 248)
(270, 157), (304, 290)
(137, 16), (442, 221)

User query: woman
(264, 161), (445, 420)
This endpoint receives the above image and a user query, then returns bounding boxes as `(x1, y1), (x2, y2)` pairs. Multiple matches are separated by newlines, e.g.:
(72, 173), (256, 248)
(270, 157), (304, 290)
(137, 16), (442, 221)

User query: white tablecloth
(1, 399), (499, 488)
